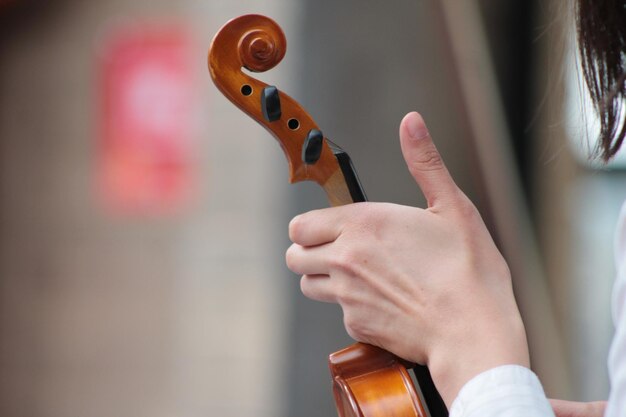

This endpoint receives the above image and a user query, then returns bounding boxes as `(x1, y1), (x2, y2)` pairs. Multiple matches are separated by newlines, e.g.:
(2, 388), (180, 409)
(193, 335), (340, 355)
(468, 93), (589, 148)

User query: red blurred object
(99, 24), (195, 216)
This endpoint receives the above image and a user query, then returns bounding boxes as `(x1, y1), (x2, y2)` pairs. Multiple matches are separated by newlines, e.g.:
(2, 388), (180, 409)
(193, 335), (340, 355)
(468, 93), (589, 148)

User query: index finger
(288, 204), (358, 246)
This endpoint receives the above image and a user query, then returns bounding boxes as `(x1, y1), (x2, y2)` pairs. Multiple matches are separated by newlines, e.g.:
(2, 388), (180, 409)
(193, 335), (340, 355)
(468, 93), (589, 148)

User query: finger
(300, 274), (338, 303)
(285, 243), (331, 276)
(399, 112), (462, 208)
(289, 205), (353, 246)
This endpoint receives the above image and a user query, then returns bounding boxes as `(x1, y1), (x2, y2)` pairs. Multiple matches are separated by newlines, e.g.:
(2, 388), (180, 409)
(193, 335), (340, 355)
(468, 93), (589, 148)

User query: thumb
(399, 112), (461, 208)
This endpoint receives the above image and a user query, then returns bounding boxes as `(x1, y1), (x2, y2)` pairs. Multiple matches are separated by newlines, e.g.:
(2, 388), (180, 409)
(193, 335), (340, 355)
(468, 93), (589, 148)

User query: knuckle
(346, 202), (379, 225)
(410, 148), (444, 173)
(358, 209), (384, 233)
(330, 247), (360, 274)
(338, 203), (390, 242)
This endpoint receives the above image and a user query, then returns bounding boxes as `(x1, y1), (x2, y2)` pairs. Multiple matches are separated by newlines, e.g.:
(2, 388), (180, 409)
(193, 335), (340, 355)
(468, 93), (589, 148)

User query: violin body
(330, 344), (426, 417)
(208, 14), (446, 417)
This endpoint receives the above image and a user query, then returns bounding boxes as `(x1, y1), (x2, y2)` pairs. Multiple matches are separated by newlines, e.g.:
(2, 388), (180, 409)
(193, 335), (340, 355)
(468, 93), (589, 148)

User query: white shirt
(449, 203), (626, 417)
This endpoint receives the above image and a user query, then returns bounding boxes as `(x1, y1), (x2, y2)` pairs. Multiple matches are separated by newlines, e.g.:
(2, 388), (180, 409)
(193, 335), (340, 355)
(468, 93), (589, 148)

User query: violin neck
(325, 139), (367, 204)
(414, 365), (448, 417)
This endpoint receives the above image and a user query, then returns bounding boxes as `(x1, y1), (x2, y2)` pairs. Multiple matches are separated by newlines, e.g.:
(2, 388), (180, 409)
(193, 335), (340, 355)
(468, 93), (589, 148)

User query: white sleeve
(606, 202), (626, 417)
(448, 365), (555, 417)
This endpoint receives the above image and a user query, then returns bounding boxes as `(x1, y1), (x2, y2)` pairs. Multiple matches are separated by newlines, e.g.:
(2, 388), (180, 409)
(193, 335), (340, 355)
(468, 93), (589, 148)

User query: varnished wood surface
(330, 344), (427, 417)
(208, 14), (343, 189)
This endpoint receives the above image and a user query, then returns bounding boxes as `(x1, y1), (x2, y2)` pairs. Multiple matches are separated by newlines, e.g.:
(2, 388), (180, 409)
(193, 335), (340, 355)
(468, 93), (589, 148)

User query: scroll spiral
(208, 14), (285, 76)
(239, 29), (286, 72)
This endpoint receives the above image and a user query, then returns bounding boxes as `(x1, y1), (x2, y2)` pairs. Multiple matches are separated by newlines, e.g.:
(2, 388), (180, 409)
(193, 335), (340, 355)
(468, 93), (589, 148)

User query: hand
(550, 399), (607, 417)
(286, 112), (530, 406)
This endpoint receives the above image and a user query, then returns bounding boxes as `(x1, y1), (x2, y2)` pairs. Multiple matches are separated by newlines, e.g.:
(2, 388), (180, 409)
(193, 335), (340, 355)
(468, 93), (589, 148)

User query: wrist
(426, 312), (530, 407)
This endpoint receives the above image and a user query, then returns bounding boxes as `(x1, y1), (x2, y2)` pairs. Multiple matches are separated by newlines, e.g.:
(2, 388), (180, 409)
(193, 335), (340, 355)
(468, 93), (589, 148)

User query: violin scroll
(239, 27), (286, 72)
(208, 14), (354, 205)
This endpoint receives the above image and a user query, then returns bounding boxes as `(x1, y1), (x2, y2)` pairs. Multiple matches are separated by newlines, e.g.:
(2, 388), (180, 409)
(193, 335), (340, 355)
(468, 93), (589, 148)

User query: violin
(208, 14), (447, 417)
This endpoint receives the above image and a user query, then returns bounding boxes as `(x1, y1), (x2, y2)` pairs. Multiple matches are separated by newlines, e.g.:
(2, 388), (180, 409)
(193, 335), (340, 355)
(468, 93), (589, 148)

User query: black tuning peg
(302, 129), (324, 165)
(261, 86), (281, 122)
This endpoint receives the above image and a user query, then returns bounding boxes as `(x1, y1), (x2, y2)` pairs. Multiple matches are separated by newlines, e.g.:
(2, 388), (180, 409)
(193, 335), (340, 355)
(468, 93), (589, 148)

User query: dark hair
(576, 0), (626, 161)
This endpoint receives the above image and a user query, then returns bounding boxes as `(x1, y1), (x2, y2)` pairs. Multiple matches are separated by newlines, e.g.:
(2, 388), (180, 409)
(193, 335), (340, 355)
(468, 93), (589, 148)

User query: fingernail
(407, 112), (429, 140)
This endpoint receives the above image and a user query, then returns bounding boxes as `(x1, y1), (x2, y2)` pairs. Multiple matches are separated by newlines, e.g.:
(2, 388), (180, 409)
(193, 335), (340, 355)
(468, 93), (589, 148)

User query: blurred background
(0, 0), (623, 416)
